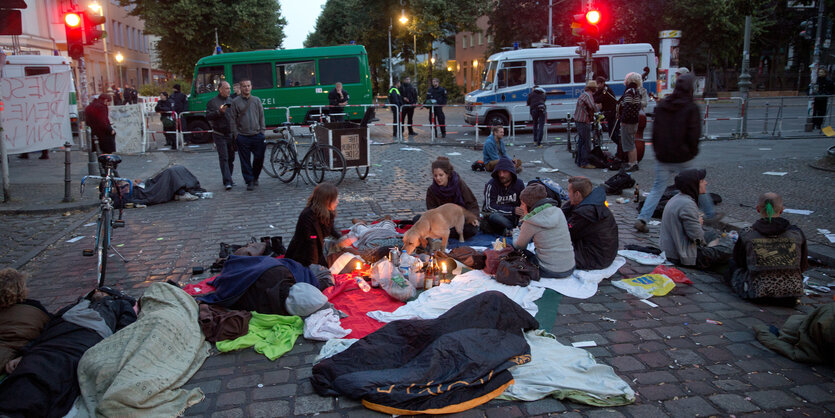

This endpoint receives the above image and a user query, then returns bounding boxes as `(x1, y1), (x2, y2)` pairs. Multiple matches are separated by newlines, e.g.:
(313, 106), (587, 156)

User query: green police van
(185, 45), (373, 142)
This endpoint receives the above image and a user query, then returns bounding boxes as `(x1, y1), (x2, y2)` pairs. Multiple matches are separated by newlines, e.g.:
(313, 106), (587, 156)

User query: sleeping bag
(311, 291), (538, 415)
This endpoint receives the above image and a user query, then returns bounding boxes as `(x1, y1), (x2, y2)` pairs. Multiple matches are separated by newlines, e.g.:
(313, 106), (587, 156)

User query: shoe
(409, 131), (418, 136)
(38, 153), (49, 160)
(246, 184), (254, 191)
(634, 219), (649, 233)
(703, 211), (725, 227)
(253, 179), (259, 186)
(441, 133), (446, 138)
(626, 164), (639, 172)
(17, 153), (29, 159)
(581, 164), (597, 169)
(181, 192), (199, 201)
(225, 184), (232, 191)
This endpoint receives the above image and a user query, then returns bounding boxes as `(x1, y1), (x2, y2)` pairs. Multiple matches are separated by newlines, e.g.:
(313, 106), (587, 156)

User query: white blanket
(530, 257), (626, 299)
(304, 309), (351, 342)
(367, 270), (544, 323)
(617, 250), (666, 265)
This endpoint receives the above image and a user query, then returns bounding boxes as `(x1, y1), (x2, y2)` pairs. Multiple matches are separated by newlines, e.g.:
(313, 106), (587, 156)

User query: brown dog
(403, 204), (479, 253)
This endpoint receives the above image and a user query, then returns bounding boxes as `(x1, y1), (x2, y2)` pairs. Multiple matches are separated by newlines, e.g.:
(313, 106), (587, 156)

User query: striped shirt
(574, 91), (596, 123)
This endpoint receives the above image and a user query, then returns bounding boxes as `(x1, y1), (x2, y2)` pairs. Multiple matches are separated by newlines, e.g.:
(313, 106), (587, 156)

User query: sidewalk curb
(0, 201), (99, 215)
(10, 210), (96, 270)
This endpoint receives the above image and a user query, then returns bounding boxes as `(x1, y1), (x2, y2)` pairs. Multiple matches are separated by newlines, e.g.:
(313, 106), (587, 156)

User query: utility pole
(548, 0), (552, 45)
(738, 16), (752, 137)
(388, 17), (393, 87)
(806, 0), (825, 131)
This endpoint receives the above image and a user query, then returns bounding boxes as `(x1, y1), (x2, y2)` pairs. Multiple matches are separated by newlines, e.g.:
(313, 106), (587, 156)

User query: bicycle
(567, 112), (606, 160)
(268, 114), (348, 186)
(80, 154), (133, 288)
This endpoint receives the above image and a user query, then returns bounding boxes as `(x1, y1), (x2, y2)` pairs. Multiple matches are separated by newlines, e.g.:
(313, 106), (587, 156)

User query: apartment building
(453, 16), (489, 92)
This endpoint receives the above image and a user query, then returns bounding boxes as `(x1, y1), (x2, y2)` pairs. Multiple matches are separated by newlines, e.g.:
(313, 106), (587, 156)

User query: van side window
(276, 61), (315, 87)
(612, 55), (648, 82)
(319, 57), (360, 85)
(24, 67), (51, 76)
(573, 57), (609, 83)
(232, 63), (273, 90)
(497, 61), (526, 89)
(195, 65), (225, 94)
(533, 59), (570, 85)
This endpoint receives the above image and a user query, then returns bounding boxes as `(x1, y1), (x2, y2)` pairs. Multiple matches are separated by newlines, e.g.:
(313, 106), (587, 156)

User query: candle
(355, 261), (362, 271)
(441, 262), (447, 274)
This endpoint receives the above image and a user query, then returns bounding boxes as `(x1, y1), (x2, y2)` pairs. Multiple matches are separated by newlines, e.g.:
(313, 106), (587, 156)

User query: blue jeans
(531, 109), (545, 145)
(236, 133), (266, 185)
(637, 161), (716, 223)
(575, 122), (591, 166)
(213, 133), (235, 186)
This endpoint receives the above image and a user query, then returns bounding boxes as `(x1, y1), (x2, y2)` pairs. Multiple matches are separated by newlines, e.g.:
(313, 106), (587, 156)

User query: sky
(280, 0), (328, 49)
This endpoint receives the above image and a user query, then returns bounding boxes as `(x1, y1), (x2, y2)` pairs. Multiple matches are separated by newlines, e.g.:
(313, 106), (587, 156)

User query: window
(481, 61), (497, 90)
(113, 21), (119, 46)
(194, 66), (225, 94)
(497, 61), (527, 89)
(477, 32), (483, 45)
(24, 67), (50, 76)
(612, 55), (648, 81)
(461, 35), (467, 49)
(469, 34), (474, 47)
(573, 57), (609, 83)
(533, 59), (570, 85)
(319, 57), (359, 85)
(232, 63), (273, 89)
(275, 61), (315, 87)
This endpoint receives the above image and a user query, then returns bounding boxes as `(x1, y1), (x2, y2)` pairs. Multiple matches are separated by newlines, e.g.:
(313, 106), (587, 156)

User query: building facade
(454, 16), (489, 92)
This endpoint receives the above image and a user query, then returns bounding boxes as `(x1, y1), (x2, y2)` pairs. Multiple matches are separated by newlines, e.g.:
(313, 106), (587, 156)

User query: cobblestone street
(2, 140), (834, 417)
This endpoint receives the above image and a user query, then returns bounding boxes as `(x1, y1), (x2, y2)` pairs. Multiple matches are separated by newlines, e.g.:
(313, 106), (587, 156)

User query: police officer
(400, 76), (418, 136)
(426, 78), (448, 138)
(388, 79), (403, 138)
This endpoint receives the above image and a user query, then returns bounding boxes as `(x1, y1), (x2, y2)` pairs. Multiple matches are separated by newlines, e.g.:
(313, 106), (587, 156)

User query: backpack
(604, 168), (636, 195)
(618, 88), (641, 124)
(495, 250), (540, 286)
(527, 177), (568, 206)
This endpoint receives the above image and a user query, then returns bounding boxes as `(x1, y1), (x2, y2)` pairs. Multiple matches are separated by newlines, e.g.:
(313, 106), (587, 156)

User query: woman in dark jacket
(423, 157), (479, 240)
(285, 183), (342, 267)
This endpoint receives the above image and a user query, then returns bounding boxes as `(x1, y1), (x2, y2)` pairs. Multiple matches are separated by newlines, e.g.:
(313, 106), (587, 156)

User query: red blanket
(183, 276), (218, 296)
(324, 273), (405, 339)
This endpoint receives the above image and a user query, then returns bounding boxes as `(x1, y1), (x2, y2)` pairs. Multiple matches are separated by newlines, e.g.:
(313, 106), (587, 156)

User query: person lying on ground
(512, 183), (575, 278)
(339, 216), (401, 252)
(482, 125), (523, 173)
(0, 268), (50, 375)
(726, 192), (807, 304)
(562, 176), (618, 270)
(481, 156), (524, 236)
(117, 165), (204, 205)
(420, 157), (479, 241)
(286, 182), (347, 267)
(660, 168), (732, 269)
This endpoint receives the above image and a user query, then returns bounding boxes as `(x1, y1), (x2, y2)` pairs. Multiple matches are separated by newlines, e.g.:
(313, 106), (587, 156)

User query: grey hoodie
(513, 199), (575, 274)
(660, 169), (705, 265)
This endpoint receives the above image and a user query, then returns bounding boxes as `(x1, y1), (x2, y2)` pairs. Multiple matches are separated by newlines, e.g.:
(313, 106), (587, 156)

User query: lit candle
(441, 262), (447, 274)
(356, 261), (362, 271)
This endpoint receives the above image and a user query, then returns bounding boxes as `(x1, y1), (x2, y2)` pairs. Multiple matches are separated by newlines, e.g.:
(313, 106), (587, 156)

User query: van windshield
(481, 61), (497, 90)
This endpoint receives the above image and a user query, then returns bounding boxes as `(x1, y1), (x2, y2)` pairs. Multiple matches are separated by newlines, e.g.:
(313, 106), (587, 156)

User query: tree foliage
(118, 0), (287, 79)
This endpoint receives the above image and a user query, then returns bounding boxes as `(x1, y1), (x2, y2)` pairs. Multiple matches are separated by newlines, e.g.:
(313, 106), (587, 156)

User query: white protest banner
(1, 71), (73, 154)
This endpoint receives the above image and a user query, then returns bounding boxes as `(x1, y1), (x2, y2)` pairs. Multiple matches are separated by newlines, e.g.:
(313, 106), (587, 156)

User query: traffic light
(800, 20), (814, 40)
(570, 9), (601, 38)
(83, 11), (106, 45)
(64, 11), (84, 59)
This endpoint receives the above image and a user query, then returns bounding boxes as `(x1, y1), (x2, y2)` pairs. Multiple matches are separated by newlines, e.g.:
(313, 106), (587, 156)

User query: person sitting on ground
(512, 183), (575, 278)
(660, 168), (732, 269)
(422, 157), (480, 241)
(286, 182), (347, 267)
(482, 125), (523, 173)
(727, 192), (807, 304)
(118, 165), (205, 205)
(562, 176), (618, 270)
(481, 156), (524, 236)
(0, 268), (50, 374)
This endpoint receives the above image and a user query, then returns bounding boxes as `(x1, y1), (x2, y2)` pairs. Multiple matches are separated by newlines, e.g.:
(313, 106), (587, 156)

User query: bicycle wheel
(272, 142), (298, 183)
(96, 209), (111, 288)
(356, 166), (369, 180)
(304, 144), (346, 186)
(262, 142), (278, 178)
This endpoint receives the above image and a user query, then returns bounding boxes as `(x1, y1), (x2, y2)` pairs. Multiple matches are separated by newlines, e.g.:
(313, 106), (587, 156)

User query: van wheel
(185, 119), (212, 144)
(480, 112), (509, 133)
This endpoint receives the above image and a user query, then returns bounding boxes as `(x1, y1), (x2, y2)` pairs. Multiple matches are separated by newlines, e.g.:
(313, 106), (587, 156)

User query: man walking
(327, 82), (349, 122)
(388, 79), (403, 138)
(400, 76), (418, 136)
(634, 74), (722, 233)
(207, 81), (236, 190)
(573, 80), (597, 168)
(229, 79), (266, 191)
(426, 78), (447, 138)
(527, 86), (546, 146)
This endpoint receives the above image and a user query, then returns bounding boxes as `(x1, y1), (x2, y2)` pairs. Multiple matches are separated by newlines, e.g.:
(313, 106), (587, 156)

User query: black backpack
(526, 178), (562, 207)
(604, 169), (636, 195)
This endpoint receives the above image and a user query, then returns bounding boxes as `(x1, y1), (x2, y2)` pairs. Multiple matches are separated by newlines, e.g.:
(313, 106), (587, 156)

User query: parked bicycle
(568, 112), (606, 160)
(80, 154), (132, 287)
(267, 114), (348, 186)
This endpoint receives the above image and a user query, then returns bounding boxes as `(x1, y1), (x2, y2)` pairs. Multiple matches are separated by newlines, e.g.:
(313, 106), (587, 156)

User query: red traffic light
(83, 11), (106, 45)
(64, 12), (81, 27)
(586, 10), (600, 24)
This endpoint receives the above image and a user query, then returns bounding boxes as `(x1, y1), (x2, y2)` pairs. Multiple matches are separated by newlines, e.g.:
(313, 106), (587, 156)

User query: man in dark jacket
(527, 86), (547, 146)
(400, 76), (418, 136)
(812, 68), (835, 130)
(426, 77), (448, 138)
(388, 79), (403, 137)
(634, 74), (722, 233)
(170, 84), (188, 114)
(154, 92), (176, 149)
(327, 82), (349, 122)
(85, 94), (116, 154)
(481, 157), (525, 235)
(594, 77), (619, 148)
(562, 176), (618, 270)
(206, 81), (236, 189)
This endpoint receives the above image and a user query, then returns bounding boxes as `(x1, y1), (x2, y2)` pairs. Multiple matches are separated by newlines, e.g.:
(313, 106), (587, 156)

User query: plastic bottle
(355, 277), (371, 292)
(399, 250), (410, 278)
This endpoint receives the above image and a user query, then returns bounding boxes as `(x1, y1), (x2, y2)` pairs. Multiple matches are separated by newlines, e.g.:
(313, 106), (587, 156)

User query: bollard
(63, 141), (73, 202)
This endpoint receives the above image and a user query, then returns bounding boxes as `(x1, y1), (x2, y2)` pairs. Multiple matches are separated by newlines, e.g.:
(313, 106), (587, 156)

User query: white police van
(464, 43), (657, 127)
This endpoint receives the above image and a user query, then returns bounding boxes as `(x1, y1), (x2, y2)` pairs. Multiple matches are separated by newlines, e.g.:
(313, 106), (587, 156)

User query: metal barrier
(282, 104), (400, 143)
(702, 97), (744, 139)
(509, 102), (577, 144)
(743, 95), (833, 138)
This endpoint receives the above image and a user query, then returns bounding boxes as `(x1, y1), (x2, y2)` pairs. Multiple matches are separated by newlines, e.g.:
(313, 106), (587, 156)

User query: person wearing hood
(84, 94), (116, 154)
(481, 156), (525, 235)
(727, 192), (807, 304)
(424, 157), (480, 240)
(483, 125), (523, 173)
(527, 85), (547, 146)
(660, 169), (730, 269)
(562, 176), (618, 270)
(512, 183), (575, 278)
(634, 73), (722, 233)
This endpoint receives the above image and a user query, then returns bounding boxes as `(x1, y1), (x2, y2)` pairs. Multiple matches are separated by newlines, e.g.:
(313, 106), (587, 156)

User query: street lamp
(399, 9), (408, 24)
(115, 52), (124, 89)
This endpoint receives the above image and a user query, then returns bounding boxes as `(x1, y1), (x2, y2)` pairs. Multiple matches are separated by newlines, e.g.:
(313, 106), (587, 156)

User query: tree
(487, 0), (548, 54)
(118, 0), (286, 79)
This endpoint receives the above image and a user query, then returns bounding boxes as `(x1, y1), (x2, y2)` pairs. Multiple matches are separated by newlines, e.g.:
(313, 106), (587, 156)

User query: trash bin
(314, 122), (370, 169)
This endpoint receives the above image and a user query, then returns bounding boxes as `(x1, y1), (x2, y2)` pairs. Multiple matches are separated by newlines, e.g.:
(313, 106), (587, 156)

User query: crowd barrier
(702, 97), (744, 139)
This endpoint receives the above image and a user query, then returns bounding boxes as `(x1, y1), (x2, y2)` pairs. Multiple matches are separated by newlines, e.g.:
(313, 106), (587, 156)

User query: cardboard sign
(1, 71), (73, 154)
